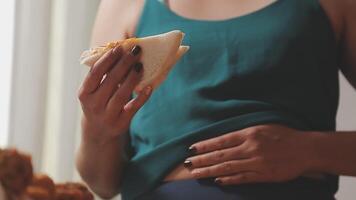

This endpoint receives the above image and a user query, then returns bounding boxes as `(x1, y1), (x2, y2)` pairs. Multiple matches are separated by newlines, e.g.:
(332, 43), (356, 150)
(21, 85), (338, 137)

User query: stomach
(163, 163), (326, 182)
(164, 163), (194, 181)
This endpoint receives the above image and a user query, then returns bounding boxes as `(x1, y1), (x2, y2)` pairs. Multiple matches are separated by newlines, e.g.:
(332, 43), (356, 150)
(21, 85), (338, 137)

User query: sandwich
(80, 30), (189, 92)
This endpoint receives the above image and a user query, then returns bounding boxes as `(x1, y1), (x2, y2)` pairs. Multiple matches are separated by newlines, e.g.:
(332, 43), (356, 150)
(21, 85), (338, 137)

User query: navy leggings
(139, 178), (335, 200)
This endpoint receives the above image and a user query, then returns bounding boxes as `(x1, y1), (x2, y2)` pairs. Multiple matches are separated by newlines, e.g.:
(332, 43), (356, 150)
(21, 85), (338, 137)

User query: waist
(143, 178), (336, 200)
(164, 163), (327, 182)
(123, 111), (337, 200)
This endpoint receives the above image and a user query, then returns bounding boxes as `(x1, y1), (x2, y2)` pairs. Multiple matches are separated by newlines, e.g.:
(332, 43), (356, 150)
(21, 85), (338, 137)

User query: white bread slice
(144, 45), (189, 91)
(80, 30), (189, 92)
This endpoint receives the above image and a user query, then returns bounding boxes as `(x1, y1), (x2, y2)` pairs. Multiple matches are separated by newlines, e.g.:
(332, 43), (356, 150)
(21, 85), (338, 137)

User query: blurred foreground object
(0, 148), (94, 200)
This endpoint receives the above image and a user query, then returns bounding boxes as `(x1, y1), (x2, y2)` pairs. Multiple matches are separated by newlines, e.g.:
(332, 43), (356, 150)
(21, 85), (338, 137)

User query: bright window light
(0, 0), (15, 147)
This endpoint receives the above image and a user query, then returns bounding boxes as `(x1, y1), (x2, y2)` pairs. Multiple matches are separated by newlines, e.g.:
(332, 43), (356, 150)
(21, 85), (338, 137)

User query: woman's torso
(91, 0), (343, 199)
(130, 0), (341, 181)
(159, 0), (342, 182)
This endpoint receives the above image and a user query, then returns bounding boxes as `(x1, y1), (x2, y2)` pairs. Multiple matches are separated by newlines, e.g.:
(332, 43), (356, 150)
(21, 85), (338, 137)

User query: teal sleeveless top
(122, 0), (339, 199)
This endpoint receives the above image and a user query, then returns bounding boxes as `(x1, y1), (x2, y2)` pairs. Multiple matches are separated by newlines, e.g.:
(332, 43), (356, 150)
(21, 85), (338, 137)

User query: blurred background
(0, 0), (355, 199)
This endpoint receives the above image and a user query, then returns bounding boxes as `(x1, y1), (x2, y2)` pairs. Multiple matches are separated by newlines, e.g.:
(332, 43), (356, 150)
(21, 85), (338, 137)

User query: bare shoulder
(318, 0), (346, 42)
(91, 0), (145, 46)
(319, 0), (356, 88)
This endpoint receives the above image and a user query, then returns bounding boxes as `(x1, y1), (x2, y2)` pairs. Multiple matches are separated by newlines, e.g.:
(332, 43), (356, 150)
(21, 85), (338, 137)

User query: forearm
(308, 131), (356, 176)
(76, 131), (128, 199)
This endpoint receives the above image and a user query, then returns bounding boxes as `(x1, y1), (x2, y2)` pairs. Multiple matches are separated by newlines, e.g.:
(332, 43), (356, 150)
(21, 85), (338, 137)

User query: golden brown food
(24, 174), (56, 200)
(55, 183), (94, 200)
(0, 148), (94, 200)
(25, 186), (51, 200)
(0, 148), (33, 195)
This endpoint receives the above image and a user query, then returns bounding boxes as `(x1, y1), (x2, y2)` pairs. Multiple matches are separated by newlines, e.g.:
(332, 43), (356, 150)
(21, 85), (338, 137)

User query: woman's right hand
(78, 45), (152, 145)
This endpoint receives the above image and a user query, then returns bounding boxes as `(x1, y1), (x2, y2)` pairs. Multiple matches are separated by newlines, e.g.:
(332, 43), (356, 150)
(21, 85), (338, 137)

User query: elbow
(90, 187), (120, 200)
(75, 154), (121, 199)
(84, 177), (121, 200)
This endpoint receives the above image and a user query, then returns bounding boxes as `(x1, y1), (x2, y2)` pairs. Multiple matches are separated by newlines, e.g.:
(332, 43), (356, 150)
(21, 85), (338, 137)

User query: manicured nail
(183, 160), (193, 168)
(124, 103), (133, 111)
(214, 178), (222, 185)
(188, 146), (197, 154)
(133, 62), (143, 73)
(144, 86), (152, 95)
(131, 45), (141, 56)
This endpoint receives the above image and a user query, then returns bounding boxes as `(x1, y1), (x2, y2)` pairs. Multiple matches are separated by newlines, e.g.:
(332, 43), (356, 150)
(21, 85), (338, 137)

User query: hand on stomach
(164, 124), (326, 184)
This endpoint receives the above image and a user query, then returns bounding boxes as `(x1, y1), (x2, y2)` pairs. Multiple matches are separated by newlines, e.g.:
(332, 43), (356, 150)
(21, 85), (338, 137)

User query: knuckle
(213, 150), (225, 162)
(249, 143), (262, 154)
(216, 137), (227, 148)
(121, 53), (136, 67)
(78, 88), (88, 102)
(204, 168), (211, 176)
(221, 162), (232, 172)
(192, 170), (202, 178)
(247, 129), (263, 141)
(231, 146), (242, 155)
(247, 130), (258, 140)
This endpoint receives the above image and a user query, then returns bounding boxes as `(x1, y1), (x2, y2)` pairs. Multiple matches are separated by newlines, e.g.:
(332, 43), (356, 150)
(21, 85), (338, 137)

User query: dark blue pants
(140, 178), (336, 200)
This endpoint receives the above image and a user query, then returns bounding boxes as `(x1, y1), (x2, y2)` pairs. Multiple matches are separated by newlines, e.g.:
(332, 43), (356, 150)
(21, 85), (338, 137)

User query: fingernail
(144, 86), (152, 95)
(124, 103), (133, 111)
(133, 62), (143, 73)
(188, 146), (197, 154)
(183, 160), (193, 168)
(214, 178), (222, 185)
(131, 45), (141, 56)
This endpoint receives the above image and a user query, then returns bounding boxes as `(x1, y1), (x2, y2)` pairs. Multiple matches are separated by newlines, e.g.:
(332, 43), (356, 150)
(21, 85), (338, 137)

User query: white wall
(335, 74), (356, 200)
(0, 0), (15, 147)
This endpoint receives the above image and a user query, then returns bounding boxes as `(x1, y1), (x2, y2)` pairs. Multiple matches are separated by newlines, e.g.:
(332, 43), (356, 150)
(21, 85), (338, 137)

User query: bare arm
(339, 0), (356, 88)
(309, 0), (356, 177)
(180, 1), (356, 184)
(76, 0), (146, 198)
(308, 132), (356, 176)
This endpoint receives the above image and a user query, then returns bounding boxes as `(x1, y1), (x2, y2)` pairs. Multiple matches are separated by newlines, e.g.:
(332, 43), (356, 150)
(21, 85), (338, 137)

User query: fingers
(184, 145), (249, 168)
(191, 159), (256, 179)
(118, 86), (152, 124)
(95, 46), (142, 102)
(189, 131), (245, 154)
(106, 62), (144, 115)
(80, 46), (123, 96)
(215, 171), (261, 185)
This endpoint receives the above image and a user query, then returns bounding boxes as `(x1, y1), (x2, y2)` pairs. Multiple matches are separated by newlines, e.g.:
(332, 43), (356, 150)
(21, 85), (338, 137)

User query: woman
(76, 0), (356, 199)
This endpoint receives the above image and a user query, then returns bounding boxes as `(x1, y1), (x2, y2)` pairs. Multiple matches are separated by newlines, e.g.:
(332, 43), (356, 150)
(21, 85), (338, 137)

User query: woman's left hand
(185, 125), (315, 185)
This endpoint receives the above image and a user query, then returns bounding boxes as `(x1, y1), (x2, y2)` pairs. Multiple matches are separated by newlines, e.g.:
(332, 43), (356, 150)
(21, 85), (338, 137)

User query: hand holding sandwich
(76, 31), (188, 198)
(78, 30), (188, 144)
(76, 45), (152, 198)
(78, 45), (152, 145)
